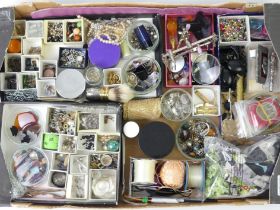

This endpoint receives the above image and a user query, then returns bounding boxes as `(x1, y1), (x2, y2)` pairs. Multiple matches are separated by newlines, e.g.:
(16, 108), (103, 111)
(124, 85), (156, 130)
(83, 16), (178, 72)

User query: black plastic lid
(138, 121), (175, 159)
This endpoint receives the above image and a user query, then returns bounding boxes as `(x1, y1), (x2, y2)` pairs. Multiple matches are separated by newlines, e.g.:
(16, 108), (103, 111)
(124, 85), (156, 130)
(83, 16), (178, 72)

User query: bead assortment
(123, 56), (161, 94)
(47, 21), (64, 43)
(176, 117), (218, 160)
(9, 111), (41, 144)
(59, 135), (77, 153)
(6, 55), (21, 72)
(36, 80), (56, 97)
(78, 133), (96, 151)
(11, 147), (48, 186)
(103, 68), (122, 86)
(70, 155), (89, 174)
(48, 108), (77, 135)
(13, 20), (26, 37)
(67, 175), (88, 199)
(161, 88), (192, 121)
(127, 20), (159, 52)
(85, 66), (103, 86)
(2, 73), (17, 90)
(78, 112), (99, 131)
(52, 153), (70, 171)
(41, 62), (57, 78)
(219, 17), (248, 42)
(58, 47), (87, 69)
(65, 20), (83, 42)
(26, 21), (44, 38)
(50, 171), (67, 188)
(90, 153), (118, 169)
(21, 55), (41, 73)
(20, 74), (37, 89)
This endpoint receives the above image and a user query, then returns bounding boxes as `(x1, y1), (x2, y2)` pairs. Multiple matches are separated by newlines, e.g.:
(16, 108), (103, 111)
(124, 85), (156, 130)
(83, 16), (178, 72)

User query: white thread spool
(133, 159), (156, 184)
(188, 164), (204, 188)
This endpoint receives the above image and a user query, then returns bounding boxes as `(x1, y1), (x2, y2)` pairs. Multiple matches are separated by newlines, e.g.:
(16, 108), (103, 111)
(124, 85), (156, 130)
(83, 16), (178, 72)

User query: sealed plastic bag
(234, 95), (280, 138)
(205, 134), (280, 199)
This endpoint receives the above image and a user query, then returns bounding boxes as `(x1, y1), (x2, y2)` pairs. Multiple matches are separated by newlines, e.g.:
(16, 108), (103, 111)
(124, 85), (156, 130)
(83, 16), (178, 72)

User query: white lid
(56, 69), (85, 99)
(123, 121), (140, 138)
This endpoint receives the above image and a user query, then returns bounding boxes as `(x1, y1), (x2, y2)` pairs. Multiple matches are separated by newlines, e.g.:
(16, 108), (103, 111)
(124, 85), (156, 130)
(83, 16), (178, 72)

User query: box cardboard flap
(0, 7), (14, 69)
(12, 1), (264, 19)
(0, 103), (12, 206)
(264, 3), (280, 61)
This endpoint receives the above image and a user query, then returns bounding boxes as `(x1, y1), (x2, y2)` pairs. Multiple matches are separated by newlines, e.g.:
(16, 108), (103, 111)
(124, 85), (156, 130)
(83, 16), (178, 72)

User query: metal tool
(162, 33), (218, 72)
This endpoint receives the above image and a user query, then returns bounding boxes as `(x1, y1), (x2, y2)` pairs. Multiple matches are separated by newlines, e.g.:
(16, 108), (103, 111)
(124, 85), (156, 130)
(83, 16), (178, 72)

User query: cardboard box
(0, 1), (279, 208)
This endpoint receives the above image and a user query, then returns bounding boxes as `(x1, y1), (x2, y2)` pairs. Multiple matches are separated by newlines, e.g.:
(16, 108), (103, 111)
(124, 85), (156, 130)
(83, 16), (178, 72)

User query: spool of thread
(123, 98), (161, 120)
(133, 159), (156, 184)
(188, 164), (204, 189)
(134, 25), (153, 49)
(236, 75), (244, 101)
(120, 40), (131, 58)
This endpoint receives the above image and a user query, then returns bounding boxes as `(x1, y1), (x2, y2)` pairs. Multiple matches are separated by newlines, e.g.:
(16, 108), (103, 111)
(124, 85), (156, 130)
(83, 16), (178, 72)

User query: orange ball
(7, 39), (21, 53)
(73, 35), (81, 41)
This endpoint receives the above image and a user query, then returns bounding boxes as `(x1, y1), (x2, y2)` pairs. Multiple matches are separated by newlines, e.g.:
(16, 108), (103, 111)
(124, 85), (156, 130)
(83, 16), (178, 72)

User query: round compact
(161, 88), (192, 121)
(123, 121), (140, 138)
(56, 69), (85, 99)
(192, 53), (220, 85)
(139, 121), (175, 159)
(127, 20), (159, 53)
(88, 38), (121, 69)
(11, 147), (49, 186)
(6, 108), (41, 145)
(122, 56), (161, 95)
(176, 117), (219, 160)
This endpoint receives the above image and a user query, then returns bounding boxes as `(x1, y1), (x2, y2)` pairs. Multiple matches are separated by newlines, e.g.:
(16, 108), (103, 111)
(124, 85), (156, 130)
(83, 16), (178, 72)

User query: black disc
(138, 121), (175, 159)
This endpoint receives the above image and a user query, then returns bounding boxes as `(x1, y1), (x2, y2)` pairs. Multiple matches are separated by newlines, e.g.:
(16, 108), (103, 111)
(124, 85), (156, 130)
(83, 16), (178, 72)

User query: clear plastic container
(122, 56), (161, 95)
(85, 66), (104, 87)
(11, 146), (49, 187)
(126, 20), (159, 53)
(5, 107), (42, 145)
(161, 88), (192, 121)
(176, 117), (219, 160)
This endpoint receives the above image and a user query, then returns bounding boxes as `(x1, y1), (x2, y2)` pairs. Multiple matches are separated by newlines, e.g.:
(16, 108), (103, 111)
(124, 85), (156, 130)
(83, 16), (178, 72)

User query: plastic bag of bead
(233, 95), (280, 139)
(204, 134), (280, 199)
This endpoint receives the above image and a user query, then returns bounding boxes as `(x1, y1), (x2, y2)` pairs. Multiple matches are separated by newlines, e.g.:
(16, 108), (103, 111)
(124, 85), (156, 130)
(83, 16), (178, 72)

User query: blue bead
(106, 140), (119, 152)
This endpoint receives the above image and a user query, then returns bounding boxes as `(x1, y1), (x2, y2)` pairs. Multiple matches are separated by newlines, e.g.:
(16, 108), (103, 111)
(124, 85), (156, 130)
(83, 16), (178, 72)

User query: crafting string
(257, 101), (272, 125)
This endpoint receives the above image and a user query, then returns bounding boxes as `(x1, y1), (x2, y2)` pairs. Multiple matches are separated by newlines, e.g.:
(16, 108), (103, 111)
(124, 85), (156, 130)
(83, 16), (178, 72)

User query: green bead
(106, 140), (119, 152)
(43, 133), (59, 150)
